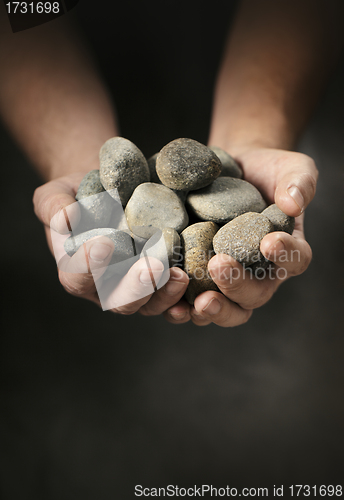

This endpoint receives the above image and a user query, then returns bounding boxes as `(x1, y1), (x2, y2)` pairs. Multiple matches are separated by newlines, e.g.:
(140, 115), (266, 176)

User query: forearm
(0, 11), (117, 181)
(209, 0), (344, 155)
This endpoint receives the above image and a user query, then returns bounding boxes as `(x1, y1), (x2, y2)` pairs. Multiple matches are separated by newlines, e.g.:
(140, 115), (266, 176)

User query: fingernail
(139, 270), (153, 284)
(287, 185), (304, 213)
(170, 311), (186, 320)
(202, 298), (221, 315)
(89, 243), (112, 262)
(164, 280), (186, 296)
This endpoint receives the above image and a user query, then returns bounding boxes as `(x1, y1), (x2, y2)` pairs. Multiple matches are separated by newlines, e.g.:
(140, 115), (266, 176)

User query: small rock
(156, 138), (221, 191)
(64, 228), (135, 267)
(76, 170), (105, 200)
(181, 222), (219, 304)
(209, 146), (243, 178)
(147, 153), (161, 184)
(213, 212), (274, 267)
(75, 170), (115, 231)
(262, 204), (295, 234)
(147, 153), (188, 202)
(99, 137), (150, 206)
(186, 177), (267, 224)
(125, 183), (189, 239)
(141, 227), (182, 267)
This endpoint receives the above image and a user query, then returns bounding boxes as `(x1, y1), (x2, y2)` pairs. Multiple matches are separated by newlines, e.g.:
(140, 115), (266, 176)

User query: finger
(58, 235), (115, 297)
(139, 267), (189, 316)
(208, 254), (280, 309)
(260, 229), (312, 277)
(192, 291), (253, 327)
(109, 257), (165, 315)
(163, 299), (192, 324)
(274, 153), (318, 216)
(33, 174), (85, 233)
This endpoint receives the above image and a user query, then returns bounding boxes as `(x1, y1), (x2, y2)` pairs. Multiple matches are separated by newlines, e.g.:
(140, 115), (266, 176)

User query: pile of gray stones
(64, 137), (295, 304)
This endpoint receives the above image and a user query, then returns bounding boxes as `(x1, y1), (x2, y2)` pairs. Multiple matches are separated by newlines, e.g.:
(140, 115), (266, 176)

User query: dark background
(1, 1), (344, 499)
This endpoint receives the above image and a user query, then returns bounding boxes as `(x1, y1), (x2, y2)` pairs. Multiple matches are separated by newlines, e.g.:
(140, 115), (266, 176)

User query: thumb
(274, 154), (318, 217)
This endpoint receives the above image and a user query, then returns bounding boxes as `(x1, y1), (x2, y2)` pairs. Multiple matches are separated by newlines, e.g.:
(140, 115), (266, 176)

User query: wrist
(208, 106), (296, 159)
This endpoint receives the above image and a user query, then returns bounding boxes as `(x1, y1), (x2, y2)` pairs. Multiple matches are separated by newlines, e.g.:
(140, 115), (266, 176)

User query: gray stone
(74, 170), (113, 230)
(76, 170), (105, 200)
(141, 228), (182, 267)
(125, 183), (189, 239)
(262, 204), (295, 234)
(186, 177), (267, 224)
(156, 138), (221, 191)
(147, 153), (161, 184)
(64, 228), (135, 267)
(213, 212), (274, 267)
(147, 153), (188, 202)
(181, 222), (219, 304)
(99, 137), (150, 206)
(209, 146), (243, 178)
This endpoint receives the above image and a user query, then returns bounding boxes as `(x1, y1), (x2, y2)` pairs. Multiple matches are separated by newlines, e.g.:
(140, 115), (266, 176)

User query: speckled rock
(64, 228), (135, 265)
(209, 146), (243, 179)
(141, 228), (182, 267)
(181, 222), (219, 304)
(75, 170), (114, 230)
(76, 170), (105, 200)
(213, 212), (273, 268)
(186, 177), (267, 224)
(156, 138), (221, 191)
(146, 153), (188, 202)
(125, 183), (189, 239)
(99, 137), (150, 206)
(262, 204), (295, 235)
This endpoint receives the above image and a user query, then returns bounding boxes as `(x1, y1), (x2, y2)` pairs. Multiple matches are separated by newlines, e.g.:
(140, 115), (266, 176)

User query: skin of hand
(3, 1), (342, 324)
(160, 0), (342, 327)
(163, 146), (318, 327)
(33, 172), (189, 315)
(33, 172), (190, 315)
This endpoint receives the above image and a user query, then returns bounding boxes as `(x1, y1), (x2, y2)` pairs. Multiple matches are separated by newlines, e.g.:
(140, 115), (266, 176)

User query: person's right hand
(33, 172), (190, 317)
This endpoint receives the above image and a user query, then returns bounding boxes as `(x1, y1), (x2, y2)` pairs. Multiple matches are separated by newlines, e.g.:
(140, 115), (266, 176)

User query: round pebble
(99, 137), (150, 206)
(186, 177), (267, 224)
(156, 138), (221, 191)
(75, 170), (115, 231)
(213, 212), (274, 267)
(125, 182), (189, 239)
(147, 153), (161, 184)
(64, 228), (135, 265)
(181, 222), (219, 304)
(262, 204), (295, 234)
(76, 170), (105, 200)
(141, 227), (182, 267)
(209, 146), (243, 178)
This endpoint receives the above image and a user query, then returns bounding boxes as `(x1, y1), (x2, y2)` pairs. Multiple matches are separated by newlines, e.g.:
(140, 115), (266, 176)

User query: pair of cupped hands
(33, 145), (318, 327)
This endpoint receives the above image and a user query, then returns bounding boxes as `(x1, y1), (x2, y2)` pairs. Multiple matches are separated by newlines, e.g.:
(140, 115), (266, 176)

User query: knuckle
(32, 185), (48, 220)
(300, 172), (317, 199)
(61, 280), (86, 297)
(59, 271), (91, 297)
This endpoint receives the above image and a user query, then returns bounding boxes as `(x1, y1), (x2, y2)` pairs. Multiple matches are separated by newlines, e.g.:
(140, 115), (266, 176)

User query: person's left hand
(163, 146), (318, 327)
